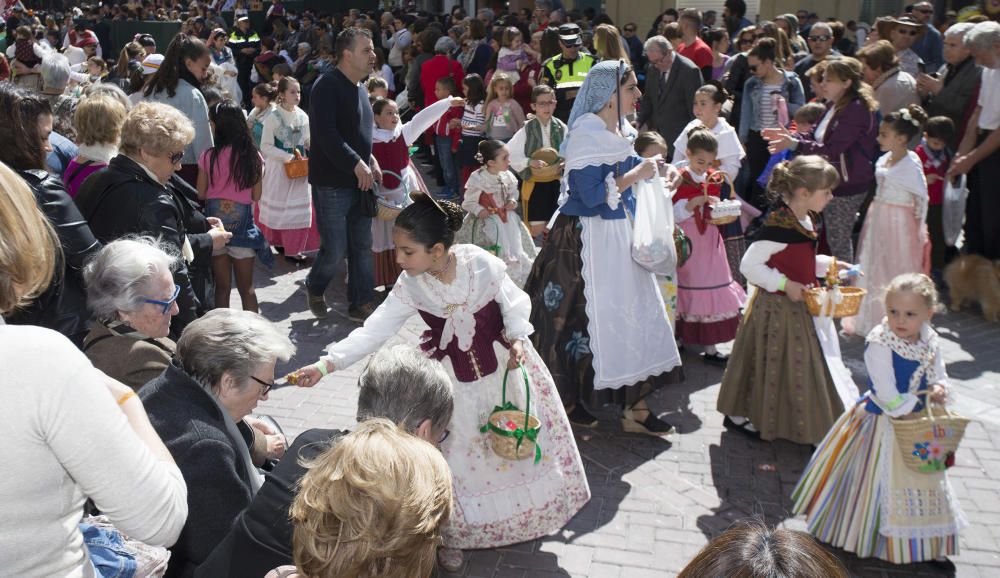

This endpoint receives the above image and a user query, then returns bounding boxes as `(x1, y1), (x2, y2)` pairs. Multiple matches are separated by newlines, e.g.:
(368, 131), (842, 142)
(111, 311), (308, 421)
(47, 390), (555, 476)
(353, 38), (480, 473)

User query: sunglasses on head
(808, 35), (831, 42)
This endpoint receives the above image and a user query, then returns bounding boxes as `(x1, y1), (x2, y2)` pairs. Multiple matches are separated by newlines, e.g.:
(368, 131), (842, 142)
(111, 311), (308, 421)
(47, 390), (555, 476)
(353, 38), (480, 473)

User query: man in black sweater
(305, 27), (382, 322)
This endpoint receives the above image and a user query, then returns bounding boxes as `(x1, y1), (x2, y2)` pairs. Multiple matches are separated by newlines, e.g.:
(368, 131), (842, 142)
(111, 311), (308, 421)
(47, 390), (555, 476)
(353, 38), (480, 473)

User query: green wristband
(314, 360), (330, 377)
(778, 276), (788, 292)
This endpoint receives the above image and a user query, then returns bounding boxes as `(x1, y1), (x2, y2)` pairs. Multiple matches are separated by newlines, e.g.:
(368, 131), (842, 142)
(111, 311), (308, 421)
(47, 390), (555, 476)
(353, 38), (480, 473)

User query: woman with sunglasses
(76, 102), (232, 339)
(0, 82), (101, 348)
(140, 309), (295, 578)
(722, 25), (761, 131)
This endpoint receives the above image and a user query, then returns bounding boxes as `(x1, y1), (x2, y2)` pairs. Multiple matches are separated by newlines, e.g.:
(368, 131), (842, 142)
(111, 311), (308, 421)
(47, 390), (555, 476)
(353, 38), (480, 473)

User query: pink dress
(673, 169), (747, 345)
(844, 151), (931, 336)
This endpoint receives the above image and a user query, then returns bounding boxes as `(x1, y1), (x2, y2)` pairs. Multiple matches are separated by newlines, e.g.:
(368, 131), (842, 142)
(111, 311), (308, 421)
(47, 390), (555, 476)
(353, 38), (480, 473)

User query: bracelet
(777, 276), (788, 292)
(314, 360), (330, 377)
(117, 391), (137, 406)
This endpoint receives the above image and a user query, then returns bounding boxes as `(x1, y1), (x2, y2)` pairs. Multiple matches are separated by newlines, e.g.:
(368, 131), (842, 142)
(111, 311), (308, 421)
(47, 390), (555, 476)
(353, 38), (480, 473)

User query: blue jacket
(913, 25), (944, 76)
(738, 70), (805, 142)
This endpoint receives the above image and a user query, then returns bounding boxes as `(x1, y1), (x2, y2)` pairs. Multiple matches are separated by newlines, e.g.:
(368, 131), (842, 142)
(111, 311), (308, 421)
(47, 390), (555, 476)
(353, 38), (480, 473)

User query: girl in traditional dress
(718, 156), (859, 444)
(459, 140), (537, 286)
(246, 83), (277, 148)
(793, 273), (966, 566)
(672, 82), (754, 285)
(844, 105), (931, 337)
(672, 128), (747, 366)
(289, 193), (590, 573)
(257, 77), (320, 263)
(523, 60), (683, 435)
(371, 95), (464, 289)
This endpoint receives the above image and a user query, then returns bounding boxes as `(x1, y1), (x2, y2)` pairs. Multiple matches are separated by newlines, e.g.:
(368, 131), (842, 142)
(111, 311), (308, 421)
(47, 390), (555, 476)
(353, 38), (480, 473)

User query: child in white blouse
(288, 194), (589, 571)
(794, 273), (965, 565)
(461, 139), (536, 285)
(844, 104), (931, 336)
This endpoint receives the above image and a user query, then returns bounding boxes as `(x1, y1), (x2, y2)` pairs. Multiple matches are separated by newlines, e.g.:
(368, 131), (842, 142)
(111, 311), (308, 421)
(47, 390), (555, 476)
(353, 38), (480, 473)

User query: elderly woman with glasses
(81, 238), (180, 391)
(140, 308), (295, 578)
(76, 101), (232, 339)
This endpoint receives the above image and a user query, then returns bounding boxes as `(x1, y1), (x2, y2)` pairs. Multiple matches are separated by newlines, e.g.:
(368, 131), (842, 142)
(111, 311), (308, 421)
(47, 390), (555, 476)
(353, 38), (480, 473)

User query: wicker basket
(891, 393), (969, 473)
(481, 366), (542, 463)
(804, 286), (866, 318)
(376, 198), (403, 221)
(283, 149), (308, 179)
(707, 211), (739, 226)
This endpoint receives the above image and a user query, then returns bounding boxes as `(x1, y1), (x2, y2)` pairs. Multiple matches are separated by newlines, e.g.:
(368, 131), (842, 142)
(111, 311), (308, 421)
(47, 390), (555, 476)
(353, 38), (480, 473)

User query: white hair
(356, 345), (454, 434)
(83, 237), (178, 322)
(176, 309), (295, 391)
(644, 35), (672, 55)
(965, 21), (1000, 52)
(84, 82), (132, 110)
(41, 52), (71, 91)
(810, 22), (833, 37)
(944, 22), (975, 41)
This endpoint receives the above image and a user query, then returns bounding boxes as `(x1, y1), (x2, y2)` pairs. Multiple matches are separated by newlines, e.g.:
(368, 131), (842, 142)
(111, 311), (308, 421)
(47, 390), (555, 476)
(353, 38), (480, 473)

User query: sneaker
(437, 547), (464, 573)
(347, 301), (377, 323)
(306, 292), (328, 319)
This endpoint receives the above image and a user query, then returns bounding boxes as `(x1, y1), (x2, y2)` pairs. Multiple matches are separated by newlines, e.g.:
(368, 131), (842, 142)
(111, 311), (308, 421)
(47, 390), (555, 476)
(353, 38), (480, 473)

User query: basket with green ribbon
(471, 215), (502, 257)
(480, 365), (541, 463)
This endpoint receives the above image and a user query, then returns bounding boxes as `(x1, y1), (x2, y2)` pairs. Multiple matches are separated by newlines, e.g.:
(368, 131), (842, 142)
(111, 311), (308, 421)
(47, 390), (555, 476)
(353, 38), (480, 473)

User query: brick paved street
(252, 255), (1000, 578)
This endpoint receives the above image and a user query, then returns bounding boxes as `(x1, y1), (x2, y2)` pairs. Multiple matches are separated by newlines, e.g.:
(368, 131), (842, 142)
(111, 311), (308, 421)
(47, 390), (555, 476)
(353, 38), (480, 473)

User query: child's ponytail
(766, 155), (839, 205)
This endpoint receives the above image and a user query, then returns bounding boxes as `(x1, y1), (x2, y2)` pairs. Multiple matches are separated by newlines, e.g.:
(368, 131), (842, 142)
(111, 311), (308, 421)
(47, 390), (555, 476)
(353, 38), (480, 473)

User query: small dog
(944, 254), (1000, 322)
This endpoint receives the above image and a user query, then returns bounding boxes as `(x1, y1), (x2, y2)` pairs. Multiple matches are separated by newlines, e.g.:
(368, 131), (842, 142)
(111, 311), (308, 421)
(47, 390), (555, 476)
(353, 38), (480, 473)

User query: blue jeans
(306, 187), (375, 307)
(434, 135), (458, 195)
(81, 523), (137, 578)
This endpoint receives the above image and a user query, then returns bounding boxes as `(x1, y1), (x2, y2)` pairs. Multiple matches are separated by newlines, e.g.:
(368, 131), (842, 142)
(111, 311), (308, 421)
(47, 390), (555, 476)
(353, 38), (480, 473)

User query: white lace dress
(321, 245), (590, 549)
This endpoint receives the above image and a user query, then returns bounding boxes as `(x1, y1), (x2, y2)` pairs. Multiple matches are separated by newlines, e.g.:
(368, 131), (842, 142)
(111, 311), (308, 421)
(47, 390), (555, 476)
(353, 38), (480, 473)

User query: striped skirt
(792, 401), (963, 563)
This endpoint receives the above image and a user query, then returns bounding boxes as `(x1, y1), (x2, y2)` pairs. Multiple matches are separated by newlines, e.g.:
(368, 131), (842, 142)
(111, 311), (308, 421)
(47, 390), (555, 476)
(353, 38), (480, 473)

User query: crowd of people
(1, 0), (994, 576)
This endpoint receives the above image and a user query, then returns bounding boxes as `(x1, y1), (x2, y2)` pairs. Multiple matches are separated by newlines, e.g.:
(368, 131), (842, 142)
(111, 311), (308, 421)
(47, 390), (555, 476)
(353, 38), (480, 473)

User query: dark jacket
(795, 98), (879, 197)
(82, 322), (175, 391)
(924, 57), (982, 149)
(309, 66), (374, 189)
(74, 155), (213, 338)
(637, 53), (703, 157)
(4, 169), (100, 341)
(140, 361), (258, 578)
(194, 428), (346, 578)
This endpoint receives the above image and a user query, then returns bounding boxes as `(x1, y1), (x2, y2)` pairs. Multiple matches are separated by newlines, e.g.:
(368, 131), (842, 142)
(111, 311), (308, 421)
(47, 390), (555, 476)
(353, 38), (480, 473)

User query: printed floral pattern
(564, 331), (591, 361)
(543, 282), (564, 311)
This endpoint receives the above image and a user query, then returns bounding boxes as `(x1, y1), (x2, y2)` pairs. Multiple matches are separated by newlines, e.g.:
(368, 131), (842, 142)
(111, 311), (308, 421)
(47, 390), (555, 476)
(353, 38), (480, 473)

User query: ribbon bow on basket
(480, 365), (542, 463)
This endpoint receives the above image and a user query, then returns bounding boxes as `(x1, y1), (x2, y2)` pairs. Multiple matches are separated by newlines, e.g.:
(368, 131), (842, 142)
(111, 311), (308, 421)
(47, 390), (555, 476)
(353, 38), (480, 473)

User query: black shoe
(284, 253), (309, 265)
(623, 408), (676, 436)
(702, 352), (729, 367)
(566, 405), (599, 428)
(723, 416), (760, 440)
(347, 301), (377, 323)
(307, 292), (328, 319)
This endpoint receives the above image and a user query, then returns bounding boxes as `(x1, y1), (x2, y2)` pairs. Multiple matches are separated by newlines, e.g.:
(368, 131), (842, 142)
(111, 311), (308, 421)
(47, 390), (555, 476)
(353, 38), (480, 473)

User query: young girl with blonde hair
(483, 72), (526, 142)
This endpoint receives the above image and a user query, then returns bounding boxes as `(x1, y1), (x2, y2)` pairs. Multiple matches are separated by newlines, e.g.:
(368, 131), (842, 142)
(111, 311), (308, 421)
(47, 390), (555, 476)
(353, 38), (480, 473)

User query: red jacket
(420, 55), (465, 111)
(433, 106), (463, 152)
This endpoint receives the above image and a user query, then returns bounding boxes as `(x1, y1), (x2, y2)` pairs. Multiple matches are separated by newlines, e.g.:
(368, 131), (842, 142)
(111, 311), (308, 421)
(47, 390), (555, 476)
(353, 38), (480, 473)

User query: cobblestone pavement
(252, 254), (1000, 578)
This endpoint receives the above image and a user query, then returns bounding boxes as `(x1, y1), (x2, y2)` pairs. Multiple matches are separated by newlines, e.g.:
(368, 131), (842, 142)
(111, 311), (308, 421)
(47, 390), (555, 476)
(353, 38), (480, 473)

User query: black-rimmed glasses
(249, 375), (275, 396)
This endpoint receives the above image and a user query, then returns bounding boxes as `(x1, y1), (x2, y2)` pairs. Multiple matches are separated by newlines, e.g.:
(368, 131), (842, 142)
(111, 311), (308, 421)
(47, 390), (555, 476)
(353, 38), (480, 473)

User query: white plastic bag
(942, 175), (968, 247)
(630, 175), (676, 275)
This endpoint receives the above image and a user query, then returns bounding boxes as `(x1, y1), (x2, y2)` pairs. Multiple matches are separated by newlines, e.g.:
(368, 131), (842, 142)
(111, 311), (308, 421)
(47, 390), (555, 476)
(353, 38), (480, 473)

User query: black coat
(140, 362), (257, 578)
(4, 169), (100, 341)
(75, 155), (213, 338)
(194, 428), (346, 578)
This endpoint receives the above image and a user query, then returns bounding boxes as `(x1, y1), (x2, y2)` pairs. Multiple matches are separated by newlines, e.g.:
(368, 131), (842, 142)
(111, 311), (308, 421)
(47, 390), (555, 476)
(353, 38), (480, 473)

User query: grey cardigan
(923, 58), (982, 148)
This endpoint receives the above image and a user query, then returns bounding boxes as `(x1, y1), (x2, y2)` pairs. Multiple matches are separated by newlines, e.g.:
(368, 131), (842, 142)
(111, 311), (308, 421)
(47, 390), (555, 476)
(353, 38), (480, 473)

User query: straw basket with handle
(804, 258), (866, 318)
(283, 149), (309, 179)
(521, 147), (563, 222)
(703, 171), (741, 226)
(891, 391), (969, 473)
(479, 365), (542, 463)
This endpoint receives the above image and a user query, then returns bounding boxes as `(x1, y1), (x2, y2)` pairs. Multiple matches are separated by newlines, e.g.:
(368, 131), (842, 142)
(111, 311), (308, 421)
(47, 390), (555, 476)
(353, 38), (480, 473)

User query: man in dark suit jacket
(637, 35), (702, 158)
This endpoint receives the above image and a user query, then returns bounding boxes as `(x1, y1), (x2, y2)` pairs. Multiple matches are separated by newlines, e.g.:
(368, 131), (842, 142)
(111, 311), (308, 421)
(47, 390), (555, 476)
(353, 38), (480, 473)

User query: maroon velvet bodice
(766, 242), (817, 292)
(419, 300), (511, 382)
(372, 137), (408, 189)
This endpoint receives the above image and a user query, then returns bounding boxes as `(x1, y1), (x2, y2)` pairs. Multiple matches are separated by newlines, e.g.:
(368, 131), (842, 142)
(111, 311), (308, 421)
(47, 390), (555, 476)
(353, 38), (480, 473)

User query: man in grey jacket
(637, 35), (702, 158)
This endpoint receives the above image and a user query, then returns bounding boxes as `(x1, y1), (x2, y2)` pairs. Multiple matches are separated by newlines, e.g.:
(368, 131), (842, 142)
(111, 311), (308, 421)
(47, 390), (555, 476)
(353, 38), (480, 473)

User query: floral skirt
(438, 341), (591, 549)
(716, 290), (844, 445)
(792, 401), (966, 563)
(523, 214), (682, 410)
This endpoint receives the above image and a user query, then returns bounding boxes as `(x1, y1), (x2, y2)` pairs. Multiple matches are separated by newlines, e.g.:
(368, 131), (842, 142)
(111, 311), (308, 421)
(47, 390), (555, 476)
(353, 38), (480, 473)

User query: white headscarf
(564, 59), (629, 137)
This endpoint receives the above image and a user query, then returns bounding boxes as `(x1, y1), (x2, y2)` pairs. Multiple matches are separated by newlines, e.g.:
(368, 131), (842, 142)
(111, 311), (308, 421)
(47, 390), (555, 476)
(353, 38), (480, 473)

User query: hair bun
(440, 199), (465, 232)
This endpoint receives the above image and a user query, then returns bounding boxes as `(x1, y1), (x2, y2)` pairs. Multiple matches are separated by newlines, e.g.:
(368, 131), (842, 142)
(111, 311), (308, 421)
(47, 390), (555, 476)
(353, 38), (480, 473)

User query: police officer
(228, 16), (261, 108)
(541, 23), (596, 123)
